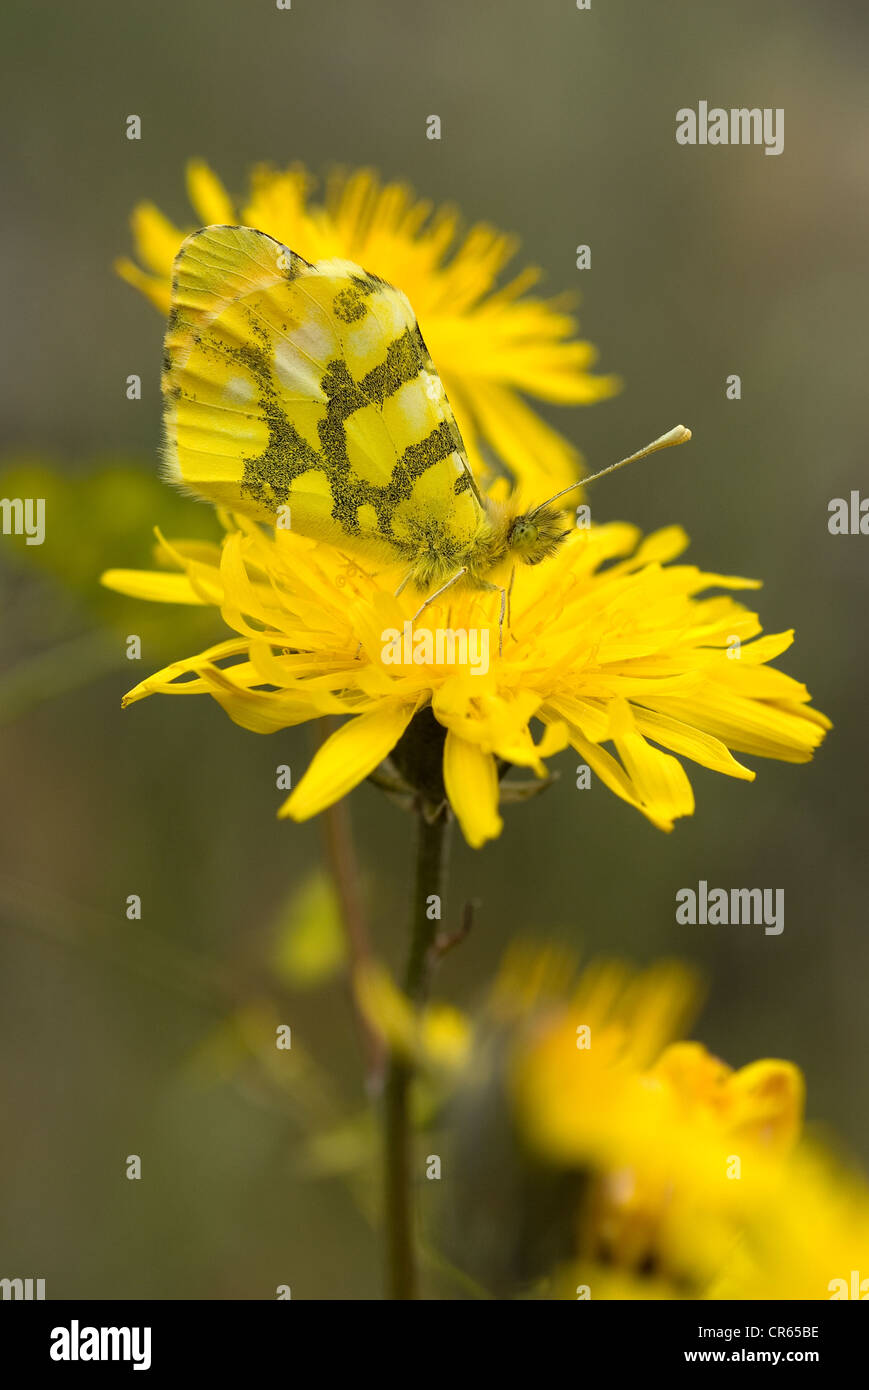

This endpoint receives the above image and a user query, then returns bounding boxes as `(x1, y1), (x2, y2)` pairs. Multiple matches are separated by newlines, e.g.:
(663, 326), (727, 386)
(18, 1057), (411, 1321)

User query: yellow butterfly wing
(162, 224), (486, 568)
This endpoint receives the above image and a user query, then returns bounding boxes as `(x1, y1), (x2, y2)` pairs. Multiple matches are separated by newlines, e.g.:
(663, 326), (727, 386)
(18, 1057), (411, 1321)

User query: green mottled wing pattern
(162, 224), (486, 568)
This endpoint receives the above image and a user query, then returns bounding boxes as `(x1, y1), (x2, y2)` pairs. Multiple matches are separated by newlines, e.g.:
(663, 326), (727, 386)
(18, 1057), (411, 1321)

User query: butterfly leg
(507, 565), (518, 640)
(473, 579), (507, 657)
(498, 583), (507, 657)
(411, 567), (469, 623)
(394, 568), (416, 599)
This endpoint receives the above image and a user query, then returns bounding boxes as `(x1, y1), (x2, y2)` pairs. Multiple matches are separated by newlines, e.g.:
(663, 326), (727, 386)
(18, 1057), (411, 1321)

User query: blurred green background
(1, 0), (867, 1298)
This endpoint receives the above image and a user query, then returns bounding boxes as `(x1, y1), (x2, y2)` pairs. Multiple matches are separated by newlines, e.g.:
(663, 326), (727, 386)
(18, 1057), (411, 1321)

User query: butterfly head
(506, 504), (572, 566)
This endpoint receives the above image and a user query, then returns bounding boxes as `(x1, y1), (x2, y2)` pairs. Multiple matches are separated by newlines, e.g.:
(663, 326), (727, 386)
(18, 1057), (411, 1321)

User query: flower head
(511, 960), (806, 1289)
(103, 511), (829, 847)
(116, 160), (619, 496)
(510, 956), (869, 1300)
(415, 942), (868, 1300)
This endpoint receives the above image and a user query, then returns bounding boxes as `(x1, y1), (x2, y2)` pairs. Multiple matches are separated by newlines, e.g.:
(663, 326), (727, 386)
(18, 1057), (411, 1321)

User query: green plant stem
(311, 719), (385, 1089)
(384, 804), (451, 1300)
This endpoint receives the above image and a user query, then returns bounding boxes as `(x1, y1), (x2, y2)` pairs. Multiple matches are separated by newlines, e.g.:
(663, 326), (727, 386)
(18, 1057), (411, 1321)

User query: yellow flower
(116, 160), (619, 496)
(354, 962), (471, 1073)
(708, 1147), (869, 1300)
(102, 512), (829, 847)
(507, 950), (869, 1299)
(517, 1000), (804, 1288)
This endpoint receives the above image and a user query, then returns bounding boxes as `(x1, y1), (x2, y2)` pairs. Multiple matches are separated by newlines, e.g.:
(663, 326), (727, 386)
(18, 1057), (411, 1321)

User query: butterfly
(162, 224), (690, 642)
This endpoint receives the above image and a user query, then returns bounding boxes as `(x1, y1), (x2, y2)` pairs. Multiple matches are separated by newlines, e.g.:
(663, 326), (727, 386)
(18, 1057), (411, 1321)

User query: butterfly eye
(510, 517), (539, 552)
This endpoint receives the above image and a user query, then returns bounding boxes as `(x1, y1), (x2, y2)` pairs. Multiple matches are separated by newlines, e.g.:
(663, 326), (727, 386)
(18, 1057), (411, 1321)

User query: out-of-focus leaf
(271, 871), (347, 989)
(0, 459), (224, 719)
(300, 1114), (377, 1179)
(0, 458), (219, 609)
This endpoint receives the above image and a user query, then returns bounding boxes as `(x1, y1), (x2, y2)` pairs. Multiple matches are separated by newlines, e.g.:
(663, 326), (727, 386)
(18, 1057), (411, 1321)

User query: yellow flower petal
(609, 700), (695, 827)
(101, 567), (211, 605)
(443, 732), (503, 847)
(113, 258), (172, 313)
(186, 159), (236, 225)
(630, 706), (754, 781)
(282, 702), (418, 821)
(129, 201), (184, 276)
(652, 688), (830, 762)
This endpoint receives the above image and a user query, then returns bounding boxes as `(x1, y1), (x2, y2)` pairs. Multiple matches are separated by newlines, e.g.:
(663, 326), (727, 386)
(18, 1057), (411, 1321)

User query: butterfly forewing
(162, 225), (486, 566)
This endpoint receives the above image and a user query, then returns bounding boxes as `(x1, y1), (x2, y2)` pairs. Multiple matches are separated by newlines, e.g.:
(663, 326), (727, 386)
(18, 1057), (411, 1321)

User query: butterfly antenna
(535, 425), (692, 512)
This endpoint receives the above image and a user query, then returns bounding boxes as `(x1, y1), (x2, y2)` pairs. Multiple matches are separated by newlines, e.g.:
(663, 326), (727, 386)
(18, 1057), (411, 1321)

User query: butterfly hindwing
(162, 225), (486, 566)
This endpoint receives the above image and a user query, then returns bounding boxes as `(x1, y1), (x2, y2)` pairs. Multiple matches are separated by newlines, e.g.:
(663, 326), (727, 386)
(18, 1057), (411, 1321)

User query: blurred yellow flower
(116, 159), (620, 496)
(355, 962), (471, 1073)
(506, 950), (869, 1299)
(102, 512), (829, 847)
(517, 1016), (803, 1288)
(708, 1147), (869, 1300)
